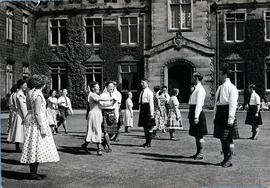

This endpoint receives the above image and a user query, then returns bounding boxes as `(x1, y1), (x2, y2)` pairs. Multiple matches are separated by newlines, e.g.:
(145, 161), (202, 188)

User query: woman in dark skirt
(138, 79), (155, 147)
(245, 84), (262, 140)
(188, 73), (208, 160)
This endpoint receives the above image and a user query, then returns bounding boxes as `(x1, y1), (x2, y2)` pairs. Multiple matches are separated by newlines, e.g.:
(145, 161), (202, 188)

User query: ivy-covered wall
(219, 19), (270, 103)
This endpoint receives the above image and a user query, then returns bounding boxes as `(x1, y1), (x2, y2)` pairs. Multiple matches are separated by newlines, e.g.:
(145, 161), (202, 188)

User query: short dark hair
(17, 79), (27, 89)
(221, 63), (232, 75)
(10, 85), (17, 93)
(141, 78), (149, 82)
(32, 74), (46, 89)
(90, 81), (99, 92)
(161, 86), (167, 90)
(27, 77), (35, 90)
(153, 85), (160, 93)
(248, 84), (256, 90)
(193, 72), (203, 81)
(49, 90), (56, 96)
(171, 88), (179, 96)
(105, 81), (114, 87)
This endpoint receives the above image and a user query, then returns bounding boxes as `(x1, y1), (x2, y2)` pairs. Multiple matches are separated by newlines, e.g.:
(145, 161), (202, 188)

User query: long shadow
(111, 143), (140, 147)
(1, 149), (18, 154)
(129, 152), (192, 159)
(1, 170), (30, 180)
(1, 158), (21, 165)
(143, 157), (219, 166)
(57, 146), (96, 155)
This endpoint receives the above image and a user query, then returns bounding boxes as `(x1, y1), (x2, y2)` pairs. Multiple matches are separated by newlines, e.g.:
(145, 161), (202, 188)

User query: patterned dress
(158, 96), (168, 130)
(7, 93), (16, 134)
(21, 89), (59, 164)
(166, 96), (183, 130)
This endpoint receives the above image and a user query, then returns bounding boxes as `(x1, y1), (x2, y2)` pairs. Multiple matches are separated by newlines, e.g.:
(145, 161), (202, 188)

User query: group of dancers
(5, 63), (264, 180)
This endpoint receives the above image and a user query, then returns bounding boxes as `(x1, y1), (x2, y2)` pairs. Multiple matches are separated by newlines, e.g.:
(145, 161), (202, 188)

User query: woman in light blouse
(245, 84), (262, 140)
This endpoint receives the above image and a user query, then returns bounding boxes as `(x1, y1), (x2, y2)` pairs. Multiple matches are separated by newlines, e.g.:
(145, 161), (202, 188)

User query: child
(124, 92), (133, 133)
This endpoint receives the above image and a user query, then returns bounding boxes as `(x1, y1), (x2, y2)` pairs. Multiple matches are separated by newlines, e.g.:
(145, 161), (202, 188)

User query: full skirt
(166, 109), (183, 130)
(124, 109), (133, 127)
(46, 107), (57, 126)
(20, 115), (60, 164)
(7, 112), (24, 143)
(188, 105), (208, 138)
(245, 105), (263, 126)
(85, 109), (103, 143)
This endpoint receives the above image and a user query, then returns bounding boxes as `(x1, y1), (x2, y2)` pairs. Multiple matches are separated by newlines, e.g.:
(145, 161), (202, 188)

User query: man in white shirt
(245, 84), (262, 140)
(138, 79), (155, 147)
(213, 64), (239, 168)
(188, 72), (208, 160)
(56, 89), (73, 134)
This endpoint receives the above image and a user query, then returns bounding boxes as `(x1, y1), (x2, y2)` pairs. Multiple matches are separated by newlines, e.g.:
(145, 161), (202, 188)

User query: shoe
(29, 173), (43, 180)
(101, 141), (107, 150)
(81, 144), (90, 154)
(97, 149), (102, 156)
(140, 143), (148, 148)
(222, 161), (232, 168)
(219, 159), (226, 166)
(105, 148), (112, 153)
(194, 154), (203, 160)
(147, 143), (151, 147)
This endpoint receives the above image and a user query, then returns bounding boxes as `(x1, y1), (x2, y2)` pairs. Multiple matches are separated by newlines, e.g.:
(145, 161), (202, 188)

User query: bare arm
(34, 96), (46, 137)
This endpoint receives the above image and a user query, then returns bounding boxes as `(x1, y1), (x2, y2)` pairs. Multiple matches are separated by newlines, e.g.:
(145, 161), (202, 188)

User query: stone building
(210, 0), (270, 104)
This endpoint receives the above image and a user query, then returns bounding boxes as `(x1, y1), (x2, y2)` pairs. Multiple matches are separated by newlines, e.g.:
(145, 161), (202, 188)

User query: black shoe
(140, 143), (148, 148)
(222, 161), (232, 168)
(105, 148), (112, 153)
(29, 173), (43, 180)
(81, 144), (90, 154)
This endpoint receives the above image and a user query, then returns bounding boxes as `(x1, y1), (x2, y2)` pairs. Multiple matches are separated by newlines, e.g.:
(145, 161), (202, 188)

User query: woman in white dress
(21, 75), (59, 180)
(81, 81), (115, 155)
(46, 90), (58, 134)
(7, 79), (28, 152)
(124, 91), (134, 133)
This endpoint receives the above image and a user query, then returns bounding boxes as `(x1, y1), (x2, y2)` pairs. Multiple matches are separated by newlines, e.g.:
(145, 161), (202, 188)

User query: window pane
(130, 65), (137, 72)
(94, 19), (102, 26)
(121, 65), (129, 72)
(171, 0), (180, 4)
(95, 74), (102, 85)
(86, 74), (93, 87)
(59, 19), (66, 26)
(60, 28), (67, 44)
(86, 28), (93, 44)
(121, 18), (128, 25)
(51, 28), (58, 45)
(60, 74), (67, 89)
(236, 72), (244, 89)
(230, 73), (235, 85)
(171, 5), (180, 29)
(181, 0), (190, 3)
(130, 73), (138, 90)
(121, 26), (128, 43)
(267, 72), (270, 89)
(236, 22), (244, 41)
(266, 22), (270, 39)
(52, 74), (59, 90)
(130, 17), (137, 25)
(226, 23), (235, 41)
(236, 13), (245, 21)
(95, 27), (102, 44)
(130, 25), (137, 43)
(226, 14), (235, 21)
(94, 67), (102, 73)
(181, 5), (191, 29)
(85, 19), (93, 26)
(51, 20), (58, 26)
(121, 74), (132, 90)
(236, 63), (244, 70)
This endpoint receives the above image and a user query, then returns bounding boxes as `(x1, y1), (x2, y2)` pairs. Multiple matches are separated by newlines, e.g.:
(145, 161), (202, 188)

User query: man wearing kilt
(138, 79), (155, 147)
(188, 72), (208, 160)
(214, 64), (239, 168)
(245, 84), (262, 140)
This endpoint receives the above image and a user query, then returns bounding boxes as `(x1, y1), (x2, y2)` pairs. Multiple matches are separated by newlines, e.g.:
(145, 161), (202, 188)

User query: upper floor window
(6, 8), (13, 40)
(6, 64), (14, 94)
(168, 0), (193, 31)
(23, 66), (29, 80)
(225, 13), (245, 42)
(22, 14), (29, 44)
(229, 63), (245, 90)
(265, 12), (270, 41)
(85, 64), (103, 89)
(120, 17), (139, 45)
(266, 62), (270, 90)
(49, 18), (67, 46)
(51, 65), (67, 90)
(84, 18), (102, 45)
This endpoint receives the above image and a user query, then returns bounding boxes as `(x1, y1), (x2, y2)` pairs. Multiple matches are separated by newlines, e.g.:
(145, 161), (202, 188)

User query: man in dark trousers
(214, 63), (239, 168)
(138, 79), (155, 147)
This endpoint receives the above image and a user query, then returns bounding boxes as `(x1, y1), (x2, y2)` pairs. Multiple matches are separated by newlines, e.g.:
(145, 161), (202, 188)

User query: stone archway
(162, 58), (196, 103)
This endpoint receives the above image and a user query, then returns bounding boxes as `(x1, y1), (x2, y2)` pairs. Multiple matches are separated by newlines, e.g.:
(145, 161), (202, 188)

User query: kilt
(138, 103), (155, 130)
(102, 109), (118, 134)
(188, 105), (208, 138)
(117, 109), (124, 129)
(245, 105), (262, 126)
(214, 105), (240, 140)
(58, 106), (69, 122)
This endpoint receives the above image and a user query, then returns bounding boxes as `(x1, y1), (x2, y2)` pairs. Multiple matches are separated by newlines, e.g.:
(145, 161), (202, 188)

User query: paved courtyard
(1, 111), (270, 188)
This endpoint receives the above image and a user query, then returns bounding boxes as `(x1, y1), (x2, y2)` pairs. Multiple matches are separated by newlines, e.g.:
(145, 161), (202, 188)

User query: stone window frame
(119, 62), (139, 92)
(264, 11), (270, 42)
(6, 63), (14, 94)
(50, 65), (67, 90)
(224, 12), (246, 43)
(22, 66), (29, 80)
(118, 16), (139, 46)
(265, 57), (270, 91)
(48, 17), (68, 46)
(228, 62), (245, 91)
(84, 63), (103, 90)
(167, 0), (193, 32)
(83, 17), (103, 46)
(22, 13), (29, 44)
(6, 7), (14, 40)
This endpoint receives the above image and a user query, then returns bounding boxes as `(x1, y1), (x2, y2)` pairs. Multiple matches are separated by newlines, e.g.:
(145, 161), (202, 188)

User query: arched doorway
(168, 63), (194, 103)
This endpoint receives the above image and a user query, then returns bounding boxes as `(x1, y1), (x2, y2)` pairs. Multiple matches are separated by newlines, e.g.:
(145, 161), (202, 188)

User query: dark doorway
(168, 64), (193, 103)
